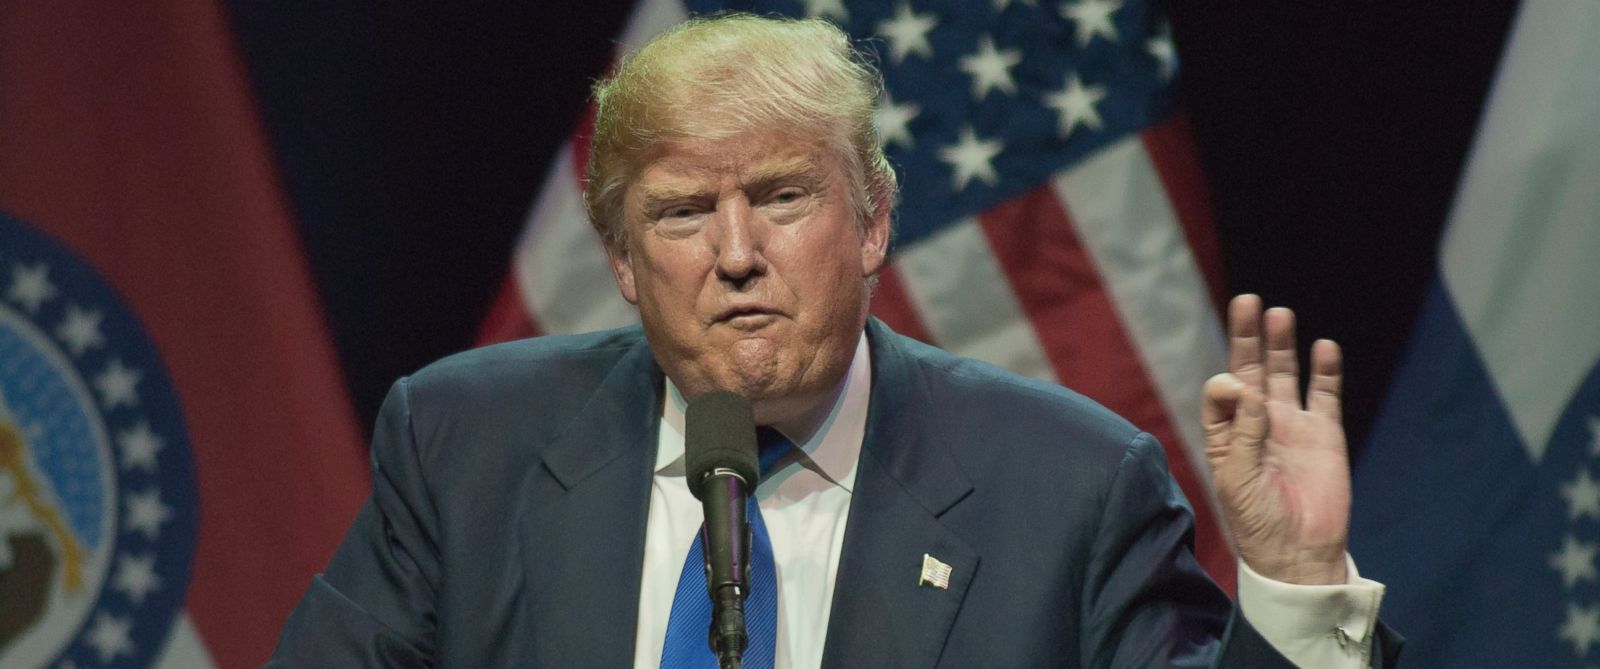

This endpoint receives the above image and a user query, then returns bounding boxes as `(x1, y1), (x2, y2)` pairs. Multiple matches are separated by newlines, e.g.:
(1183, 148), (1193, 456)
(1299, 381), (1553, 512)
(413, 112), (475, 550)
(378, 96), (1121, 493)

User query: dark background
(224, 1), (1521, 461)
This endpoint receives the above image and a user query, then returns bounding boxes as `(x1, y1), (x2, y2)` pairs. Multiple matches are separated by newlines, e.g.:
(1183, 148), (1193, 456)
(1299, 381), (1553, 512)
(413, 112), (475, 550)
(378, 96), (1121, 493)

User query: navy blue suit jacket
(270, 320), (1399, 667)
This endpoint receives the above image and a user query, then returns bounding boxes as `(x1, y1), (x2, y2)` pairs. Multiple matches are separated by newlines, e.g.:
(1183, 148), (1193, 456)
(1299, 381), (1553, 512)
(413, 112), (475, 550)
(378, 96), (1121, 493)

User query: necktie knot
(756, 427), (793, 477)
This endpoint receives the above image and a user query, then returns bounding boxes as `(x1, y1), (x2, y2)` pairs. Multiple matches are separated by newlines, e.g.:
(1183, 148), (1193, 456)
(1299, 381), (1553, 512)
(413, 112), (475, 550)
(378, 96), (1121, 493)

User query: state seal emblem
(0, 213), (197, 668)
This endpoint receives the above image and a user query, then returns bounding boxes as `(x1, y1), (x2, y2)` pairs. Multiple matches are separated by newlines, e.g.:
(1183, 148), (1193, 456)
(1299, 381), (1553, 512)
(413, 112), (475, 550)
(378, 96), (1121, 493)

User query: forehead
(633, 131), (834, 191)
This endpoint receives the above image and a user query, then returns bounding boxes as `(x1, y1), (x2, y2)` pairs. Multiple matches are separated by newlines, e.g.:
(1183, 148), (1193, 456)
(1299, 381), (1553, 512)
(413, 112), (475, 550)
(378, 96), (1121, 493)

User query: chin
(724, 363), (792, 401)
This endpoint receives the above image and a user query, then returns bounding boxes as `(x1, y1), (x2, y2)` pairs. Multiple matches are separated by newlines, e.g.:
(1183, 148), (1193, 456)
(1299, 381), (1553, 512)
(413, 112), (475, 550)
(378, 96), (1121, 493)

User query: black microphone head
(684, 389), (759, 502)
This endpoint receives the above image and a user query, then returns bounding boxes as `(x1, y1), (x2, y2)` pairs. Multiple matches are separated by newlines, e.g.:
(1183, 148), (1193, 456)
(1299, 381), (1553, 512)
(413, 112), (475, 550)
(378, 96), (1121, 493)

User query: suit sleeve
(1078, 432), (1401, 668)
(1077, 431), (1245, 667)
(267, 378), (440, 667)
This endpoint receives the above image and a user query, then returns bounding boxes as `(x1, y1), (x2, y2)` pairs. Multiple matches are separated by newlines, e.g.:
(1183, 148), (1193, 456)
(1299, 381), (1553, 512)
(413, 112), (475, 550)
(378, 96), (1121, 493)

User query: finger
(1227, 294), (1265, 388)
(1235, 385), (1268, 446)
(1305, 338), (1343, 421)
(1263, 306), (1300, 405)
(1202, 373), (1243, 455)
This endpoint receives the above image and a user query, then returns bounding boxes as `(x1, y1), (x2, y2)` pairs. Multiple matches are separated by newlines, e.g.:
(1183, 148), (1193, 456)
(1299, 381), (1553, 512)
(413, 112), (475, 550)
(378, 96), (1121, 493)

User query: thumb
(1202, 373), (1242, 444)
(1213, 383), (1267, 483)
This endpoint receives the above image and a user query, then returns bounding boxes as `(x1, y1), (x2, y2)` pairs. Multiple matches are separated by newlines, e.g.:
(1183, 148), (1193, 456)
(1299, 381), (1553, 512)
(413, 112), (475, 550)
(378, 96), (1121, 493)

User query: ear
(858, 207), (891, 277)
(605, 236), (640, 305)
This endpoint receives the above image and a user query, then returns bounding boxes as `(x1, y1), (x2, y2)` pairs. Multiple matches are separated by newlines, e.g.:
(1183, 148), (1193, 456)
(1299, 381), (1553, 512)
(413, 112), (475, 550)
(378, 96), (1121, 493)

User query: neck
(764, 367), (850, 443)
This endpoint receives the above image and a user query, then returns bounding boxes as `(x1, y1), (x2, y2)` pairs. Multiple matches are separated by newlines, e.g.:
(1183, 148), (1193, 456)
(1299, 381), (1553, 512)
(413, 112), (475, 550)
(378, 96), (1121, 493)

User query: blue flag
(1350, 2), (1600, 666)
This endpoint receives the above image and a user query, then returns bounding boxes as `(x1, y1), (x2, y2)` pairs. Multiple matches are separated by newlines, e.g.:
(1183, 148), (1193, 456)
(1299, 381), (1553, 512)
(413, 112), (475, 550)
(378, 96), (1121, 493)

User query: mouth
(714, 305), (782, 329)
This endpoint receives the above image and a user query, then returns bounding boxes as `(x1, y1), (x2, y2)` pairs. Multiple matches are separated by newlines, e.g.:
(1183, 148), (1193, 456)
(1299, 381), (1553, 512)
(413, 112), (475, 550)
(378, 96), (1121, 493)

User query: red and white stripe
(478, 0), (1235, 590)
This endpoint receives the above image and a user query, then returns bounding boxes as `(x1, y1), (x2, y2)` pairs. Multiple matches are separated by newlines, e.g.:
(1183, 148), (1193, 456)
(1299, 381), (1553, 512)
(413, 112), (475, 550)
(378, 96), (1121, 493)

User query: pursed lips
(712, 303), (783, 328)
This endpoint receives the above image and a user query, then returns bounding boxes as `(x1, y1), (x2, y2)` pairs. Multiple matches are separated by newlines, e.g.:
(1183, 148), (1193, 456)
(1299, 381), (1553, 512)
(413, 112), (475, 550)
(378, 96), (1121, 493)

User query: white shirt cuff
(1236, 555), (1386, 668)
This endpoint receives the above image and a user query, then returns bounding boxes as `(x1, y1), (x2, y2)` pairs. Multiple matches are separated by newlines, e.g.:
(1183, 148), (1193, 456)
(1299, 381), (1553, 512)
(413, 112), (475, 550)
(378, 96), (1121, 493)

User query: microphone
(684, 390), (761, 669)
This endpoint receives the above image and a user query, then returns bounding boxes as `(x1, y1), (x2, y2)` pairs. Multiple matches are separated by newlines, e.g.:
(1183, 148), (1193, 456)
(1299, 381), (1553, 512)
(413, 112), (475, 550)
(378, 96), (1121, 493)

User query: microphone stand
(684, 390), (761, 669)
(700, 468), (752, 669)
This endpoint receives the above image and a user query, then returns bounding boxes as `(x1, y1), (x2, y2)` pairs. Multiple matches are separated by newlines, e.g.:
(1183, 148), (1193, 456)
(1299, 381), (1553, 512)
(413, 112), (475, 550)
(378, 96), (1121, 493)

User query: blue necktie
(660, 428), (793, 669)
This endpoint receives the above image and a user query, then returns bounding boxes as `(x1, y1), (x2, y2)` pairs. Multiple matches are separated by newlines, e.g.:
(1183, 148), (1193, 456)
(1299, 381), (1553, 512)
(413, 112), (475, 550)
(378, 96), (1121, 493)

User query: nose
(713, 200), (765, 286)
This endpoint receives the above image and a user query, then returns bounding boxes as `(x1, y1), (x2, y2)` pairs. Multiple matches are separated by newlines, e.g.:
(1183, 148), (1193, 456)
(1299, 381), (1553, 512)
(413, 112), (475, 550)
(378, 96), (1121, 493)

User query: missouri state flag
(478, 0), (1239, 590)
(1349, 2), (1600, 667)
(0, 2), (368, 667)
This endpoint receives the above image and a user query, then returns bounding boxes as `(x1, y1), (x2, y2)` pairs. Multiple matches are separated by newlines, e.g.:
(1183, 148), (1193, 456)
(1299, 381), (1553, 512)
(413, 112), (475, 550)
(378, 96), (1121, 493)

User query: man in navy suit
(272, 13), (1397, 667)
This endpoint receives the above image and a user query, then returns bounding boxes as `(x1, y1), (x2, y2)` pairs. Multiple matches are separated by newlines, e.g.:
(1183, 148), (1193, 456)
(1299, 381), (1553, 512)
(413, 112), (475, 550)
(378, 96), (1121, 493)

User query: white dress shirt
(631, 332), (1383, 667)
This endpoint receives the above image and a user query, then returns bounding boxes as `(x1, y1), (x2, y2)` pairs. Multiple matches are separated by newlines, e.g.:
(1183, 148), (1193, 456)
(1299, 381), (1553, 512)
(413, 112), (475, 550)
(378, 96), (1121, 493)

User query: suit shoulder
(900, 335), (1143, 445)
(405, 326), (644, 394)
(387, 326), (648, 423)
(884, 332), (1149, 486)
(372, 325), (651, 473)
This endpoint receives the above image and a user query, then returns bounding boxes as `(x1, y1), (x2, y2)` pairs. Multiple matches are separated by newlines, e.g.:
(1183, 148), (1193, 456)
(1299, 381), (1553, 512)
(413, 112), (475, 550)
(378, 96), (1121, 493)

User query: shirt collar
(656, 330), (871, 494)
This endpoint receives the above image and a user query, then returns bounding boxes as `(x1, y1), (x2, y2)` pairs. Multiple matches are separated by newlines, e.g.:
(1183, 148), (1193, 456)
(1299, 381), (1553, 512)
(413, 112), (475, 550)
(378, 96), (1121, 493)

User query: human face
(607, 130), (890, 427)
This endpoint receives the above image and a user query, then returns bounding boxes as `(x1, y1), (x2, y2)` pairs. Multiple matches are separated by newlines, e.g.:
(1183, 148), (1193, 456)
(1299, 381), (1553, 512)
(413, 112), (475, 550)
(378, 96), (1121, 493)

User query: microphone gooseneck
(684, 390), (761, 669)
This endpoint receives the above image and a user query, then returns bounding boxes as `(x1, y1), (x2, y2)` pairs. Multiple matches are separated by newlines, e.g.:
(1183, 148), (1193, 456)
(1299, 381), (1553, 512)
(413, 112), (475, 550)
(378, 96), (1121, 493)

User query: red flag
(0, 2), (367, 667)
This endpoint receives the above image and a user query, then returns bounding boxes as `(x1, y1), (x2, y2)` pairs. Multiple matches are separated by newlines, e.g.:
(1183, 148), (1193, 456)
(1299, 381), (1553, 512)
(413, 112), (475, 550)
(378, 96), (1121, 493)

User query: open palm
(1203, 294), (1351, 585)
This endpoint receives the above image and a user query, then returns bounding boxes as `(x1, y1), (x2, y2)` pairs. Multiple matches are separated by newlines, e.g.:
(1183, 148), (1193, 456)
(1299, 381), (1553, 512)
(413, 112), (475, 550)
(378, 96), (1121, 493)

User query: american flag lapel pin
(919, 553), (953, 590)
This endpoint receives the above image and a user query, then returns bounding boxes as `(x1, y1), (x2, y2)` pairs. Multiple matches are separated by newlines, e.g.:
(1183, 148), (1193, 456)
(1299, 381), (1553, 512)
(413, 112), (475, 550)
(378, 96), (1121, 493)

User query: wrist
(1241, 548), (1348, 585)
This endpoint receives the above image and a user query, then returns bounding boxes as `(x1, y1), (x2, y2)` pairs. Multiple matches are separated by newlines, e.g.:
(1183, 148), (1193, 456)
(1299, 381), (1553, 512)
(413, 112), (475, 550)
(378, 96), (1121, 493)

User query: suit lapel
(821, 320), (979, 668)
(516, 335), (661, 667)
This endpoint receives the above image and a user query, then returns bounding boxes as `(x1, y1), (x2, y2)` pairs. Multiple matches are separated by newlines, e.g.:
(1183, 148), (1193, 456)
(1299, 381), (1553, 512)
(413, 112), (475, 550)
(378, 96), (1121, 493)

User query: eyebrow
(636, 184), (711, 208)
(636, 155), (825, 209)
(742, 156), (823, 192)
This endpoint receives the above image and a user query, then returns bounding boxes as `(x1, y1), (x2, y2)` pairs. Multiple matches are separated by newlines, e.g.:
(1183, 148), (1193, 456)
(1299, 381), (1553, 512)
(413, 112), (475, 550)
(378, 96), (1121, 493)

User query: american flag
(477, 0), (1236, 590)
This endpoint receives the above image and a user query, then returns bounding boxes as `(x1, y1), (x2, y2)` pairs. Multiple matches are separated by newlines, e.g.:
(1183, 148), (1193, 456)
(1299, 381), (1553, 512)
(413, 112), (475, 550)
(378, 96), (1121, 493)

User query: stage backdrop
(2, 0), (1527, 666)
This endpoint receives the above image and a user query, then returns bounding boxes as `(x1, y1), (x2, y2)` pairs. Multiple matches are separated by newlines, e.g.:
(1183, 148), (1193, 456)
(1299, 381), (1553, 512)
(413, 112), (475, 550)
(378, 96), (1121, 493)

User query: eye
(655, 202), (706, 221)
(767, 188), (806, 205)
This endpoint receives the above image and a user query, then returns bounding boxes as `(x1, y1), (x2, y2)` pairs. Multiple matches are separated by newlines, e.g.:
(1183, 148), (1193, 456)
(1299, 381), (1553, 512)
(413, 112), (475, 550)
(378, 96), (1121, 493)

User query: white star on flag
(1562, 470), (1600, 521)
(118, 422), (164, 472)
(877, 3), (938, 65)
(114, 552), (162, 604)
(1550, 534), (1599, 588)
(958, 35), (1022, 100)
(939, 126), (1004, 191)
(1045, 74), (1107, 137)
(6, 262), (58, 314)
(1561, 603), (1600, 656)
(87, 612), (134, 663)
(56, 303), (106, 356)
(874, 93), (920, 150)
(125, 488), (172, 540)
(1147, 22), (1177, 79)
(1061, 0), (1122, 47)
(94, 359), (143, 409)
(802, 0), (848, 21)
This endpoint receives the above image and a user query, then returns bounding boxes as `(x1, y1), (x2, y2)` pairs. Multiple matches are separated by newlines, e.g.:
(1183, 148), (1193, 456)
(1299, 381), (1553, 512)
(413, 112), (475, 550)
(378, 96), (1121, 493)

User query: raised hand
(1203, 294), (1350, 585)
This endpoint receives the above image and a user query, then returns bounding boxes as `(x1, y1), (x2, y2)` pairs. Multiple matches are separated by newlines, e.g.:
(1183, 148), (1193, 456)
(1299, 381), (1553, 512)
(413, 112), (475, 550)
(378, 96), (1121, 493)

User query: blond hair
(585, 13), (899, 248)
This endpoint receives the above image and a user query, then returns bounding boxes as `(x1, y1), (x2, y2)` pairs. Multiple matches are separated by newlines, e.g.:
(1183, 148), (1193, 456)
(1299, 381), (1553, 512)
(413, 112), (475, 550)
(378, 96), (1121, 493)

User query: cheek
(788, 240), (868, 319)
(634, 243), (711, 309)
